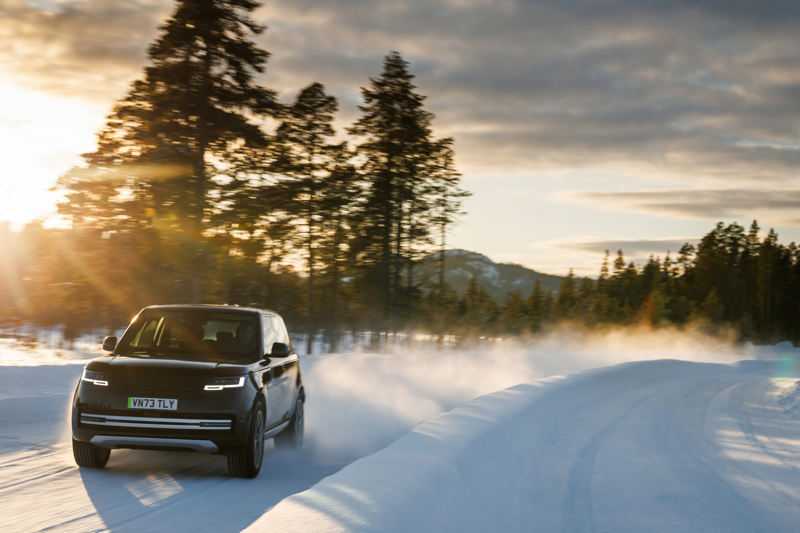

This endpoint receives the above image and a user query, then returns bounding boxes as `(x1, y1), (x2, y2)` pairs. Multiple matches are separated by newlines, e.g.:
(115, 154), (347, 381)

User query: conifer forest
(1, 0), (798, 349)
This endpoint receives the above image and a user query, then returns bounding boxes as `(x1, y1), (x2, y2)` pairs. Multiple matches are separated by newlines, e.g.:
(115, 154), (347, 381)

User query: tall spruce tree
(56, 0), (277, 301)
(348, 51), (464, 339)
(268, 83), (349, 354)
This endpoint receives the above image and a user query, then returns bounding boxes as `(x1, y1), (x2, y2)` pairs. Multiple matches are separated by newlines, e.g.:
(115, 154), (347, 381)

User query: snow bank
(0, 337), (97, 366)
(299, 346), (739, 462)
(743, 341), (800, 360)
(245, 359), (754, 533)
(243, 380), (557, 533)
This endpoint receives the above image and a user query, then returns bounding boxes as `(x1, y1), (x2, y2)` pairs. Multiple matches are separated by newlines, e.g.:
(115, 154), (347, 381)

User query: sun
(0, 80), (103, 228)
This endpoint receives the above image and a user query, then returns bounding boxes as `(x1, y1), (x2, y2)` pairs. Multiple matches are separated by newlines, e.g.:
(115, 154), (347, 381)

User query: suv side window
(261, 314), (278, 353)
(271, 317), (289, 345)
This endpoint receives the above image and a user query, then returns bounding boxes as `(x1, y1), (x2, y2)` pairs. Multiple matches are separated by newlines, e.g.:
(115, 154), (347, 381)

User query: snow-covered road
(509, 362), (800, 533)
(2, 346), (800, 532)
(246, 359), (800, 532)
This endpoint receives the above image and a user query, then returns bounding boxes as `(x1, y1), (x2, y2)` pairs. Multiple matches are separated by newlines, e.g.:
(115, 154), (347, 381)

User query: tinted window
(271, 317), (289, 345)
(261, 315), (278, 353)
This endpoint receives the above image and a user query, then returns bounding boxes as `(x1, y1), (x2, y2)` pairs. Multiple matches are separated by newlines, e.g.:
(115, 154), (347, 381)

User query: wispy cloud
(560, 189), (800, 224)
(538, 236), (697, 255)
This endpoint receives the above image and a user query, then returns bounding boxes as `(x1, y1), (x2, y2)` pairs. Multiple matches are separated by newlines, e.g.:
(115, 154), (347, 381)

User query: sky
(1, 0), (799, 277)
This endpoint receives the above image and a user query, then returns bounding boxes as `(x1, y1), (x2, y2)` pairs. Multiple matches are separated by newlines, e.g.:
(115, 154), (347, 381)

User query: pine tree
(677, 243), (696, 275)
(613, 250), (626, 274)
(526, 280), (546, 333)
(266, 82), (346, 353)
(348, 51), (462, 339)
(575, 276), (596, 324)
(739, 220), (761, 331)
(553, 269), (577, 321)
(315, 152), (359, 351)
(592, 251), (611, 323)
(461, 276), (498, 342)
(757, 229), (780, 341)
(501, 290), (527, 335)
(56, 0), (277, 300)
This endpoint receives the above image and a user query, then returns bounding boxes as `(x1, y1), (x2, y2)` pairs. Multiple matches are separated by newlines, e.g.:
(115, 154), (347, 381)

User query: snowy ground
(2, 337), (800, 532)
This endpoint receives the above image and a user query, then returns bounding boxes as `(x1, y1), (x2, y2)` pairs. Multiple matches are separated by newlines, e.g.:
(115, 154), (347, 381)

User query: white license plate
(127, 397), (178, 410)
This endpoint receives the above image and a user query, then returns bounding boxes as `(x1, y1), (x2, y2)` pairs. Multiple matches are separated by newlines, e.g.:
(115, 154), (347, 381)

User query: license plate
(128, 397), (178, 410)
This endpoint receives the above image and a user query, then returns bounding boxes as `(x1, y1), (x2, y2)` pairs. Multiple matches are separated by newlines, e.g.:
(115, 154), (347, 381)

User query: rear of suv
(71, 304), (305, 478)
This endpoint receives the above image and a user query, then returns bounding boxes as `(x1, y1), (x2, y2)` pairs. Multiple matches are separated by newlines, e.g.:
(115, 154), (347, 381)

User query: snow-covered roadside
(246, 358), (800, 533)
(0, 335), (107, 366)
(0, 364), (84, 451)
(242, 379), (561, 533)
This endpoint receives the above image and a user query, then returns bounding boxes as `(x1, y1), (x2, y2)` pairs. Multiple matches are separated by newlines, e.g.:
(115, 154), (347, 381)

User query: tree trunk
(306, 202), (315, 355)
(437, 221), (446, 351)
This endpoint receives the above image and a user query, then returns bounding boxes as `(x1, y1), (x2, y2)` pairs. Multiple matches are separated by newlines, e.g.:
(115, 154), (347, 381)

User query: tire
(274, 396), (304, 450)
(228, 399), (265, 478)
(72, 438), (110, 468)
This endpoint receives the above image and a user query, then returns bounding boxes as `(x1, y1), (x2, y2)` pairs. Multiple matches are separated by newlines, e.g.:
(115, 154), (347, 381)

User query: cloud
(257, 0), (800, 184)
(3, 0), (800, 186)
(0, 0), (170, 100)
(561, 189), (800, 224)
(538, 236), (697, 256)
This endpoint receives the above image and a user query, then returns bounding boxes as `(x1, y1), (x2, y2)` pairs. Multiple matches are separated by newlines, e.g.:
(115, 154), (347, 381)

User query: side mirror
(102, 336), (117, 352)
(270, 342), (290, 357)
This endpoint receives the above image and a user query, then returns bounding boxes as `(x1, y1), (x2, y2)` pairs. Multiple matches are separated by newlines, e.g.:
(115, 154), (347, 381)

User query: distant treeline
(2, 219), (796, 348)
(434, 221), (797, 345)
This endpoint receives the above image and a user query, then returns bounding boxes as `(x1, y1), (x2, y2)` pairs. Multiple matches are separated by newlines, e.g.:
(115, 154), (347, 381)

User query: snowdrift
(244, 359), (768, 533)
(244, 381), (555, 533)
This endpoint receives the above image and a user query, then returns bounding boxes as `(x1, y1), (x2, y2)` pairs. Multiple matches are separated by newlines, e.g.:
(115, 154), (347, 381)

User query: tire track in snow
(0, 445), (347, 533)
(561, 392), (658, 533)
(729, 380), (800, 472)
(716, 379), (800, 523)
(656, 377), (780, 533)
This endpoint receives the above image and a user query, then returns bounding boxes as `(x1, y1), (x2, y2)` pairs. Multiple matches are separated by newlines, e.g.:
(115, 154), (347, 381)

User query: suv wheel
(228, 399), (265, 478)
(275, 396), (304, 449)
(72, 438), (111, 468)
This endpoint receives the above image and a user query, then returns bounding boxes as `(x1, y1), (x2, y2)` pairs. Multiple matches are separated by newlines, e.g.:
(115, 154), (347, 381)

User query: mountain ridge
(421, 249), (565, 305)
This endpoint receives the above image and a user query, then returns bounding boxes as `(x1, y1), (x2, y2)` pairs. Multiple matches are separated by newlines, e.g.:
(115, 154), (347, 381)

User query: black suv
(71, 305), (304, 478)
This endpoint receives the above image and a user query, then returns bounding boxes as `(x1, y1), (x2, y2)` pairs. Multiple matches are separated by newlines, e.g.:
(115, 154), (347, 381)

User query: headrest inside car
(216, 331), (234, 342)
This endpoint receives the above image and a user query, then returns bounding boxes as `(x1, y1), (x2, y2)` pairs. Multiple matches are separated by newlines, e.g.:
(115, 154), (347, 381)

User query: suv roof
(143, 304), (280, 316)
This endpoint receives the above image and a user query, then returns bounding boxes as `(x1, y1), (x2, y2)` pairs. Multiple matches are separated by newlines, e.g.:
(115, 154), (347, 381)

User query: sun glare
(0, 81), (102, 228)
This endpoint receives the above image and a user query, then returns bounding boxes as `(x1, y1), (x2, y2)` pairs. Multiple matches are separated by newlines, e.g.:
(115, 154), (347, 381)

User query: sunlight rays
(0, 81), (102, 227)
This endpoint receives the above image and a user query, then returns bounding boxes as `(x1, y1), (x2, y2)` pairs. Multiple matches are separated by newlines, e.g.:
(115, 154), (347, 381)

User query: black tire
(274, 396), (304, 449)
(72, 438), (110, 468)
(228, 399), (265, 478)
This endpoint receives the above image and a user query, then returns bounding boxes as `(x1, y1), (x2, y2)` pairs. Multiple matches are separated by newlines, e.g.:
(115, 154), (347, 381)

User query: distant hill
(420, 250), (565, 305)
